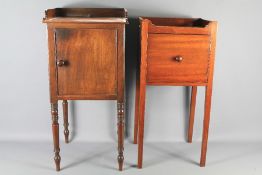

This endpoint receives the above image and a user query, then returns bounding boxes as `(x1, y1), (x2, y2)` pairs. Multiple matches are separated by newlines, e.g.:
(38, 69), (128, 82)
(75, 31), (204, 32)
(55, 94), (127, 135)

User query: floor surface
(0, 141), (261, 175)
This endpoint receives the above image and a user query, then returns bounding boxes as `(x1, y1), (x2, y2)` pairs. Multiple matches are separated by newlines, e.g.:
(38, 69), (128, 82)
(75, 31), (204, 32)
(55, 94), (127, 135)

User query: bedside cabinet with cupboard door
(43, 8), (127, 171)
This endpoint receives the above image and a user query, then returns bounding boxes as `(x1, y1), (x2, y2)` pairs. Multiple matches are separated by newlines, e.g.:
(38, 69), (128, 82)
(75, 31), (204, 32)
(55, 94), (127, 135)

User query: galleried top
(140, 17), (216, 35)
(43, 8), (128, 23)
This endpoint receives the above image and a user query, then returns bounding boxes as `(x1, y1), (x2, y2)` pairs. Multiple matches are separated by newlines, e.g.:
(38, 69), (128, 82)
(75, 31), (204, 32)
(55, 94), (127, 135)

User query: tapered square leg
(188, 86), (197, 143)
(137, 18), (148, 169)
(134, 68), (140, 144)
(200, 85), (213, 167)
(62, 100), (69, 143)
(137, 82), (146, 169)
(51, 102), (61, 171)
(117, 102), (125, 171)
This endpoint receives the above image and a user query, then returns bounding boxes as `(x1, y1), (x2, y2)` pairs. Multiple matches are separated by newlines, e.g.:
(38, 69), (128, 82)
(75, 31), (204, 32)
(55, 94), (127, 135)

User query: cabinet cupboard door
(55, 28), (117, 96)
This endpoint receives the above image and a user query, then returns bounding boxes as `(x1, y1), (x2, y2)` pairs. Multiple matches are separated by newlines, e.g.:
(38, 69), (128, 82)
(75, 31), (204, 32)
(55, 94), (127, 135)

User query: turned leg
(188, 86), (197, 143)
(200, 85), (213, 167)
(51, 102), (61, 171)
(62, 100), (69, 143)
(117, 102), (125, 171)
(134, 69), (140, 144)
(137, 83), (146, 169)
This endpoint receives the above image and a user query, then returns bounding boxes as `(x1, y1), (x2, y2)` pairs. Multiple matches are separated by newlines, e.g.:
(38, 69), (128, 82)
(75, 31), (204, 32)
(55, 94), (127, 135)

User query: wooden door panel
(55, 28), (117, 96)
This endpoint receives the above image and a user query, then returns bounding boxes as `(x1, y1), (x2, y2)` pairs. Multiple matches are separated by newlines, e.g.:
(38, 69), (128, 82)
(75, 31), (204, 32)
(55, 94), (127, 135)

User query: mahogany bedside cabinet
(133, 17), (217, 168)
(43, 8), (127, 171)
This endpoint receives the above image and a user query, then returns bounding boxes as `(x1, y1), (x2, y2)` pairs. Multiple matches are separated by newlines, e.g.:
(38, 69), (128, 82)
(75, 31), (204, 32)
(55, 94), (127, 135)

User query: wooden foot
(134, 67), (140, 144)
(51, 103), (61, 171)
(62, 100), (69, 143)
(188, 86), (197, 143)
(200, 85), (213, 167)
(117, 102), (124, 171)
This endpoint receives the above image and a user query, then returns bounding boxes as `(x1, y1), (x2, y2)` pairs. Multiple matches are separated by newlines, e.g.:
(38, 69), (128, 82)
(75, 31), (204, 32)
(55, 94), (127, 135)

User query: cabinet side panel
(117, 25), (125, 101)
(47, 26), (58, 103)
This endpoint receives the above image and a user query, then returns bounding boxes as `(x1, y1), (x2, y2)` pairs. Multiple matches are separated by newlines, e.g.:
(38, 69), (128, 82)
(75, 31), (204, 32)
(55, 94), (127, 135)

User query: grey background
(0, 0), (262, 143)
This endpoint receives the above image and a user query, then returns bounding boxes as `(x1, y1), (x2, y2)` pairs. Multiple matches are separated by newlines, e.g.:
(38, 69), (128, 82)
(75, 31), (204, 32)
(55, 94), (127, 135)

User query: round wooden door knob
(174, 56), (183, 62)
(57, 60), (66, 67)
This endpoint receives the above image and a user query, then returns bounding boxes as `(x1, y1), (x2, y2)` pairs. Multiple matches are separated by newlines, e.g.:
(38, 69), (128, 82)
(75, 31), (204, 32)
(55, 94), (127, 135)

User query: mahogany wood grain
(56, 28), (117, 96)
(117, 102), (124, 171)
(200, 21), (217, 167)
(47, 27), (57, 103)
(51, 102), (60, 171)
(147, 34), (210, 84)
(134, 17), (217, 168)
(142, 17), (209, 27)
(188, 86), (197, 143)
(133, 63), (140, 144)
(44, 8), (127, 171)
(148, 25), (210, 35)
(147, 82), (207, 86)
(62, 100), (69, 143)
(137, 18), (149, 169)
(44, 17), (127, 23)
(46, 23), (125, 29)
(116, 26), (125, 171)
(146, 17), (210, 35)
(43, 8), (128, 24)
(45, 8), (127, 19)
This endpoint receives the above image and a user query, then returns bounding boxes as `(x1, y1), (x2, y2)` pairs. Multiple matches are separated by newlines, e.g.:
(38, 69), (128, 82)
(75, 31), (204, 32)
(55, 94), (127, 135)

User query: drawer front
(147, 34), (210, 84)
(55, 28), (117, 96)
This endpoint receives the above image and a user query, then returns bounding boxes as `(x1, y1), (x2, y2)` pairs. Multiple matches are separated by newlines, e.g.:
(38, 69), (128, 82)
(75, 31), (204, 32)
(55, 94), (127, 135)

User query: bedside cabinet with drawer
(133, 17), (217, 168)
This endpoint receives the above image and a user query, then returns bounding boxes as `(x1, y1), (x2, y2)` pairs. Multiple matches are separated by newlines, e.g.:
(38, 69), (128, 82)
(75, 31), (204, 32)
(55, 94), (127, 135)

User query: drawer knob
(174, 56), (183, 62)
(57, 60), (66, 67)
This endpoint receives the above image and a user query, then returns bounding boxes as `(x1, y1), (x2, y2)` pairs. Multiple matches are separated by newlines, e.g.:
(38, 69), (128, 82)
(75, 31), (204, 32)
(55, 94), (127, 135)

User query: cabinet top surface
(43, 8), (128, 24)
